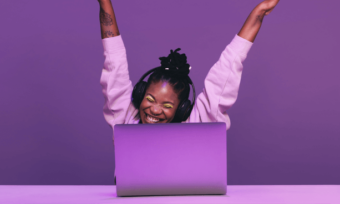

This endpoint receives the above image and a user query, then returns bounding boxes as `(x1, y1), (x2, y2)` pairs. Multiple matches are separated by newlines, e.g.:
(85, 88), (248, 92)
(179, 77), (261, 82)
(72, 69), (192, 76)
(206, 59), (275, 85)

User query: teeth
(146, 114), (159, 123)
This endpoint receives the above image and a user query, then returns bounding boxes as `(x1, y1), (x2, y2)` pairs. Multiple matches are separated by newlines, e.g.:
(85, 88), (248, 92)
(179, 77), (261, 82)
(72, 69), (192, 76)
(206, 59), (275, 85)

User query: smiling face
(139, 80), (180, 124)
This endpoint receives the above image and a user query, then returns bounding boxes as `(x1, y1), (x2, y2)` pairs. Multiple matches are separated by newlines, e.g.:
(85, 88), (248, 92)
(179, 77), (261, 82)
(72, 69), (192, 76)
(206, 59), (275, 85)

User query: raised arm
(238, 0), (279, 42)
(98, 0), (120, 39)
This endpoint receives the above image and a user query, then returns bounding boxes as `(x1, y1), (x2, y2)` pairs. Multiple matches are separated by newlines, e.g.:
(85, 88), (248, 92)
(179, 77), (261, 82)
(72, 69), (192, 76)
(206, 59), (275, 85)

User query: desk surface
(0, 185), (339, 204)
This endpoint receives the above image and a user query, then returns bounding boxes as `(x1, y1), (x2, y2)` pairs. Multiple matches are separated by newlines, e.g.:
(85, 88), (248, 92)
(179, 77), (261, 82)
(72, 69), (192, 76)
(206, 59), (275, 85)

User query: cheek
(139, 99), (149, 109)
(163, 108), (177, 118)
(139, 100), (147, 117)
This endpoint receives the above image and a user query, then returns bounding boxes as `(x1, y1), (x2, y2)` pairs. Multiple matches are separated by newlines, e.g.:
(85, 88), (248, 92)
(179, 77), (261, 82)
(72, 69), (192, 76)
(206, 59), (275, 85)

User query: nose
(150, 104), (162, 115)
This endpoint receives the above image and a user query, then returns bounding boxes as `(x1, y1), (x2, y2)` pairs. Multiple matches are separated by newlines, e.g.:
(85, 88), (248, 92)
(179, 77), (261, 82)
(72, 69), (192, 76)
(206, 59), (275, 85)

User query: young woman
(98, 0), (280, 134)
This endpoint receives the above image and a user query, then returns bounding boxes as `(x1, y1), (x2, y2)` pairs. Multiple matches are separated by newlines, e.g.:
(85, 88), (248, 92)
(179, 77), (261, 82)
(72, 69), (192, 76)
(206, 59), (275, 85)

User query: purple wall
(0, 0), (339, 185)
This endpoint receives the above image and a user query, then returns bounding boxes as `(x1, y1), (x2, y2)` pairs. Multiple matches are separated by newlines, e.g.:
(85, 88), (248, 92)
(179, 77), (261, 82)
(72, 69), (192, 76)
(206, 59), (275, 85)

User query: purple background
(0, 0), (339, 185)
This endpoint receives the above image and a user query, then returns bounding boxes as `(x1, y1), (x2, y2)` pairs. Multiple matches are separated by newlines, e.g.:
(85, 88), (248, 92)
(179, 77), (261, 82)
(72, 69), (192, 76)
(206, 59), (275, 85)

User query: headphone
(132, 67), (196, 122)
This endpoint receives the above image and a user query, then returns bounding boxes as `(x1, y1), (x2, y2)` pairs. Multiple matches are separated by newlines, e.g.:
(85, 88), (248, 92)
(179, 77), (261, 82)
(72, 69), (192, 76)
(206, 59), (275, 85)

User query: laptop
(114, 122), (227, 196)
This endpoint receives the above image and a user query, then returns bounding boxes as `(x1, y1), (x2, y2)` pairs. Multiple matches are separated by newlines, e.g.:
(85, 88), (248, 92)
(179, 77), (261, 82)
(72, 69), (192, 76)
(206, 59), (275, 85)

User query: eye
(163, 104), (173, 109)
(146, 96), (154, 102)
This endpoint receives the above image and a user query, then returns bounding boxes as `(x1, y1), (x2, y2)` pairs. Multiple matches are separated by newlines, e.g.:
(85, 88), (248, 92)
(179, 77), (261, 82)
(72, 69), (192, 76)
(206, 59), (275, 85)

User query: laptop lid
(114, 122), (227, 196)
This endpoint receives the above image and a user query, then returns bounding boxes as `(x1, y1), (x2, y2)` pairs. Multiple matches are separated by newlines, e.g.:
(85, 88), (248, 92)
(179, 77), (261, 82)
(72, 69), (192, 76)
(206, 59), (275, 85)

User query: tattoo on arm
(252, 15), (264, 27)
(256, 15), (263, 23)
(100, 7), (113, 26)
(104, 31), (115, 38)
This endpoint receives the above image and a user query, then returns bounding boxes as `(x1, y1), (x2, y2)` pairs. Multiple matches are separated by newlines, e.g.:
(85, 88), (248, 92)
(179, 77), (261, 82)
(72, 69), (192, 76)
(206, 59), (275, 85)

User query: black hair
(137, 48), (192, 123)
(147, 48), (191, 102)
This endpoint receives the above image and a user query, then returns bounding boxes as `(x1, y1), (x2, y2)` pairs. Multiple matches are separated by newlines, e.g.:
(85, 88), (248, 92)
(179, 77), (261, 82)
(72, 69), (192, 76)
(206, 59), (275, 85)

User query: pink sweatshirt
(100, 34), (253, 134)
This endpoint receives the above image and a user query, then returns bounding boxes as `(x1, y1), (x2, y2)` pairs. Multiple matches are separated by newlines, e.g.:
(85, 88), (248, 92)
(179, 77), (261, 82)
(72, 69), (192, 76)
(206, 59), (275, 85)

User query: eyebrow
(146, 93), (174, 105)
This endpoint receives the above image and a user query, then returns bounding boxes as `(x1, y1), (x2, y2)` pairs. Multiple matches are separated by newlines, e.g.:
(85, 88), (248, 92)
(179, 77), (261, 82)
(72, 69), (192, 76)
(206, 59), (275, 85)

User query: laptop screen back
(114, 122), (227, 196)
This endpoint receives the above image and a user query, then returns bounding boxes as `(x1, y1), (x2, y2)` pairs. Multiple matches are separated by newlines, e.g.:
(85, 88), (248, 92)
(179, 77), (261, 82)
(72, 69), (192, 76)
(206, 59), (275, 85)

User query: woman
(98, 0), (280, 134)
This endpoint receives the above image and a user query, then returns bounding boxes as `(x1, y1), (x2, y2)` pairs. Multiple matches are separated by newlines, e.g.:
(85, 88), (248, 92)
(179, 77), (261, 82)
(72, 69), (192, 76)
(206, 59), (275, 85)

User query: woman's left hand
(258, 0), (280, 16)
(238, 0), (280, 42)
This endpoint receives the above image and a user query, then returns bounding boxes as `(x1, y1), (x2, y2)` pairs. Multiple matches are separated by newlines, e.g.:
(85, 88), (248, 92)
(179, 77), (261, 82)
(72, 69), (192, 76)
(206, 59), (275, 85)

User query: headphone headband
(137, 67), (160, 83)
(137, 67), (196, 108)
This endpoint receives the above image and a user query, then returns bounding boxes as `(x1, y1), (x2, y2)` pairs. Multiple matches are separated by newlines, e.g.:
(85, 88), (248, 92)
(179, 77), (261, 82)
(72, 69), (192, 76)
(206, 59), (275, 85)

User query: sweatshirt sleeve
(187, 34), (253, 129)
(100, 35), (137, 130)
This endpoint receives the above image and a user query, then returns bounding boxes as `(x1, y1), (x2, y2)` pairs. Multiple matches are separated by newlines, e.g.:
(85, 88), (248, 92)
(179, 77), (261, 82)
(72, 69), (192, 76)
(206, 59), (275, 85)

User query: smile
(145, 113), (163, 123)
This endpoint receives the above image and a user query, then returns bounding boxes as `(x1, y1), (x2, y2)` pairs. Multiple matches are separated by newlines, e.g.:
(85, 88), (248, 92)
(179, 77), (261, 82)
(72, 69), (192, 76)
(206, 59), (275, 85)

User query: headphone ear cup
(132, 81), (147, 109)
(175, 100), (192, 122)
(182, 102), (193, 121)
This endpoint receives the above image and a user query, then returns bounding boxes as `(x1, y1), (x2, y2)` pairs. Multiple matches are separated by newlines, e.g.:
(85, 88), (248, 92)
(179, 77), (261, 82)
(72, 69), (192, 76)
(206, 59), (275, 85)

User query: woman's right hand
(98, 0), (120, 39)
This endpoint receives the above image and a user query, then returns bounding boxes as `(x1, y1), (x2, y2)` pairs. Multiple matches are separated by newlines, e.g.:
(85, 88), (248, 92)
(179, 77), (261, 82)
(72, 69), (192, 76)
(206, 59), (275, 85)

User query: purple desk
(0, 185), (339, 204)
